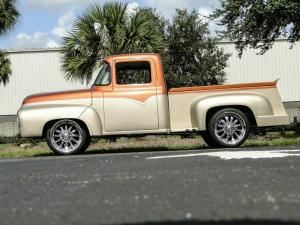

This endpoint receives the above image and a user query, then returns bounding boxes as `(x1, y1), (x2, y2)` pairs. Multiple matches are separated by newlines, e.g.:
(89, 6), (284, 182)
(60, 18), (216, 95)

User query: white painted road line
(147, 149), (300, 160)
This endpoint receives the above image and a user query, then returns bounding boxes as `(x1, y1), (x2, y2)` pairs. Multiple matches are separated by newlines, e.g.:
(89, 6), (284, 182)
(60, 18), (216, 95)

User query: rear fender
(191, 94), (273, 131)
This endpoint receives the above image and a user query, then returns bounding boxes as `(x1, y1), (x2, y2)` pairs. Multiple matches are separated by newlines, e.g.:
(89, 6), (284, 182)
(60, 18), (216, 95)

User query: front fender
(79, 107), (103, 136)
(18, 105), (89, 137)
(191, 93), (273, 131)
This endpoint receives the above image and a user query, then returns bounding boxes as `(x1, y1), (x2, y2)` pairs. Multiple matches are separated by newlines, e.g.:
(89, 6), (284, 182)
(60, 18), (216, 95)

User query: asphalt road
(1, 146), (300, 225)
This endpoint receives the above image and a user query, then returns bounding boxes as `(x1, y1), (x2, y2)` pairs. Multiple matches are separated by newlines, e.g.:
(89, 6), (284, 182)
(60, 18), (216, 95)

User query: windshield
(93, 62), (111, 86)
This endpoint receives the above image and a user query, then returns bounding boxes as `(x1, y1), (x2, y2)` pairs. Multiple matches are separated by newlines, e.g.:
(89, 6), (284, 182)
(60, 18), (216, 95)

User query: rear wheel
(46, 120), (90, 155)
(204, 108), (250, 148)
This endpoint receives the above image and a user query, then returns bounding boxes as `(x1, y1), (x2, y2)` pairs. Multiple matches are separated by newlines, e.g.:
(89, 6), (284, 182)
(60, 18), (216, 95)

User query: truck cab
(91, 54), (170, 134)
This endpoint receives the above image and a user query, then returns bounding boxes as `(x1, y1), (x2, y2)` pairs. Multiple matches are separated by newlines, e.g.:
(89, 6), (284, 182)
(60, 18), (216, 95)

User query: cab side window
(116, 61), (151, 85)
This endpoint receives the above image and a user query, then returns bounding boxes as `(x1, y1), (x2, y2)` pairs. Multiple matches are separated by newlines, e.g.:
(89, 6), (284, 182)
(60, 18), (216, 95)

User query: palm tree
(61, 2), (165, 84)
(0, 0), (19, 85)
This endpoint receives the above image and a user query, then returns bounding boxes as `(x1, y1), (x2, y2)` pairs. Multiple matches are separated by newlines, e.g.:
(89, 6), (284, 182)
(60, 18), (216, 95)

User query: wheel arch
(205, 106), (257, 129)
(42, 119), (91, 138)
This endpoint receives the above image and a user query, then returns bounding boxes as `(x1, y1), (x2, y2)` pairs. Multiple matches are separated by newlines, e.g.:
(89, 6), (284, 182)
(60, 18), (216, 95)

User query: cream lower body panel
(19, 94), (170, 138)
(98, 95), (170, 133)
(104, 96), (158, 132)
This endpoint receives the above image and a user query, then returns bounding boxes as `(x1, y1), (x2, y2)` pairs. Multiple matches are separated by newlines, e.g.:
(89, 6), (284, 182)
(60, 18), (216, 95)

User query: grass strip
(0, 135), (300, 159)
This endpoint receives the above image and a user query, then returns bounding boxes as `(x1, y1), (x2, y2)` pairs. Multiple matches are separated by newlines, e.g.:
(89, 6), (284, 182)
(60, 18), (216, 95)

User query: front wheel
(46, 120), (90, 155)
(204, 108), (250, 148)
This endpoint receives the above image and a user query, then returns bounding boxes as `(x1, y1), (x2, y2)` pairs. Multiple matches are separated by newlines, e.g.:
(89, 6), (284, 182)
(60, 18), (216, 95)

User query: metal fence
(0, 116), (18, 137)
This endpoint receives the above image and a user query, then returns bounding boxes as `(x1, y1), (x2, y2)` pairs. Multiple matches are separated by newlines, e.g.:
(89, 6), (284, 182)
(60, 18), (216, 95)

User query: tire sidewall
(201, 131), (221, 148)
(208, 108), (250, 148)
(46, 120), (89, 155)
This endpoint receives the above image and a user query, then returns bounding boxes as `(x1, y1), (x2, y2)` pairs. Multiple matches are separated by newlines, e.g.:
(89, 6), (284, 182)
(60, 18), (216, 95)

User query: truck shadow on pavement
(34, 146), (210, 157)
(117, 220), (300, 225)
(85, 146), (209, 155)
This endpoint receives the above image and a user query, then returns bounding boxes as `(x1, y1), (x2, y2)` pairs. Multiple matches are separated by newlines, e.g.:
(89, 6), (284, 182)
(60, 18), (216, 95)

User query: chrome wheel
(214, 112), (247, 145)
(50, 120), (82, 153)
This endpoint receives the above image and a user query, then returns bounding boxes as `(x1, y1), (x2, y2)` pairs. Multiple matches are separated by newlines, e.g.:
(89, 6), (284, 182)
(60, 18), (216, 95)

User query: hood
(22, 89), (92, 105)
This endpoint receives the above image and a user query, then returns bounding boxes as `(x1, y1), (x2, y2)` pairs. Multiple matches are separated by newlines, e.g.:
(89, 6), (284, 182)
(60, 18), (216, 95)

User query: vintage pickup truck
(18, 53), (289, 155)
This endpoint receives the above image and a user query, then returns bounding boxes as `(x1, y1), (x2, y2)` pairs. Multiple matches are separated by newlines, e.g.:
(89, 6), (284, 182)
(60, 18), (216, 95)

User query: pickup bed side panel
(168, 87), (288, 132)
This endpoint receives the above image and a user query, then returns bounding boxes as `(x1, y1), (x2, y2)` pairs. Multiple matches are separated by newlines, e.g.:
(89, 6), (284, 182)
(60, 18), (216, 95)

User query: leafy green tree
(0, 0), (19, 85)
(212, 0), (300, 56)
(0, 51), (11, 85)
(165, 9), (230, 88)
(61, 2), (165, 83)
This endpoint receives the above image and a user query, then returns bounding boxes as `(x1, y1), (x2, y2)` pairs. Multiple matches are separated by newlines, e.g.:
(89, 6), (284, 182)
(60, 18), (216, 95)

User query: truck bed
(167, 80), (288, 132)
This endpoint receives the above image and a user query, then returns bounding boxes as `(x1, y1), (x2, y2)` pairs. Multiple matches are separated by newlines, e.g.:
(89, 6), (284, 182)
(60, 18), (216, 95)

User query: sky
(0, 0), (221, 50)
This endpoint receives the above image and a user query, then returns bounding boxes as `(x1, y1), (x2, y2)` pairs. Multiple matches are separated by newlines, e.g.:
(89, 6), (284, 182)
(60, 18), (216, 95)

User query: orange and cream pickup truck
(18, 53), (289, 155)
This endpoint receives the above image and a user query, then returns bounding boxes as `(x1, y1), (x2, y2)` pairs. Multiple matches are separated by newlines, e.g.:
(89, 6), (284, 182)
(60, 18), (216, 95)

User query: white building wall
(0, 40), (300, 117)
(219, 40), (300, 102)
(0, 49), (87, 115)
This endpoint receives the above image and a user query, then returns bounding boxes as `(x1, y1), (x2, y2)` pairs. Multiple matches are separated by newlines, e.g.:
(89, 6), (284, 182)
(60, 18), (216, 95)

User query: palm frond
(0, 0), (19, 35)
(61, 1), (165, 84)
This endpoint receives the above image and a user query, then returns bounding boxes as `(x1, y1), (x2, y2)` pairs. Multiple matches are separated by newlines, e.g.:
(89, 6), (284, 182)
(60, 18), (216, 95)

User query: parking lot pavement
(0, 146), (300, 225)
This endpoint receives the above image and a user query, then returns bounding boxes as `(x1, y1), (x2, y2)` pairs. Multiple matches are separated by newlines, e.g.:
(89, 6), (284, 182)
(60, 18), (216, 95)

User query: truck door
(103, 59), (159, 132)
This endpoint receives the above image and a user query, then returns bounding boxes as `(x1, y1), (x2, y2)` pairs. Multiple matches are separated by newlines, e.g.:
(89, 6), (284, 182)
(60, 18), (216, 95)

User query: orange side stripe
(169, 81), (277, 94)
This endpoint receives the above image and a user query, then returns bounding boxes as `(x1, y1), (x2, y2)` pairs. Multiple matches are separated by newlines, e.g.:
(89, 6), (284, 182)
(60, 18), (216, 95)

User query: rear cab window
(116, 61), (151, 85)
